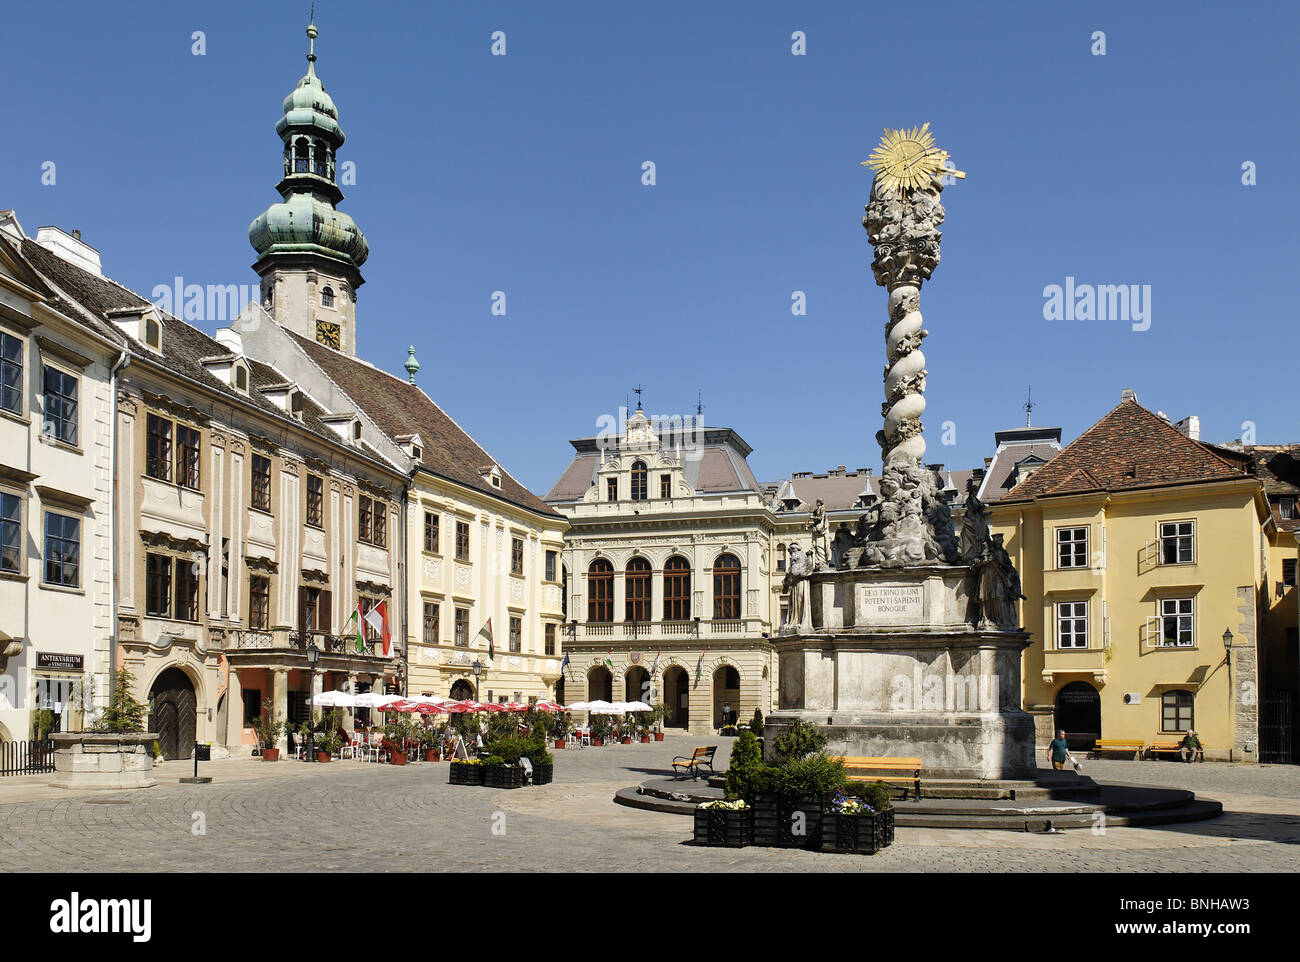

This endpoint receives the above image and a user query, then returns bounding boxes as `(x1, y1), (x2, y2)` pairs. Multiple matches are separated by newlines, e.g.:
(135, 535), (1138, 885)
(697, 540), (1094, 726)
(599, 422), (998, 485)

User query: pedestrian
(1047, 729), (1071, 771)
(1179, 729), (1204, 763)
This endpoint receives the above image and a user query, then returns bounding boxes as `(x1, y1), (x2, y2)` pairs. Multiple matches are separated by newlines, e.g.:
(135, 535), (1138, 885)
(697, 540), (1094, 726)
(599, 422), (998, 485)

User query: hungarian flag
(346, 601), (365, 653)
(650, 650), (661, 675)
(695, 646), (707, 686)
(604, 649), (614, 669)
(365, 600), (393, 658)
(478, 618), (494, 660)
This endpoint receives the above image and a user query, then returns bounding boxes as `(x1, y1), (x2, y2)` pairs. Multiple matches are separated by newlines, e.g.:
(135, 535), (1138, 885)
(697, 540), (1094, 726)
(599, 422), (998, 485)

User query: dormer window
(320, 286), (334, 309)
(290, 391), (304, 421)
(352, 421), (362, 443)
(234, 365), (248, 394)
(411, 445), (422, 461)
(145, 316), (161, 350)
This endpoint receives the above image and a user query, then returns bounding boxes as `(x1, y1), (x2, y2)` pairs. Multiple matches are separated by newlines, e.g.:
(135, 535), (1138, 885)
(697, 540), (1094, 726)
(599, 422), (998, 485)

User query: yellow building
(987, 394), (1294, 761)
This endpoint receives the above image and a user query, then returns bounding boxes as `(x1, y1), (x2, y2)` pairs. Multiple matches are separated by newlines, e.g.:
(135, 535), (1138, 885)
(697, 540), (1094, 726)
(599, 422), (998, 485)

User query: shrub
(749, 707), (765, 733)
(589, 714), (612, 740)
(93, 668), (148, 734)
(724, 730), (767, 802)
(848, 780), (893, 812)
(483, 754), (505, 767)
(486, 736), (524, 765)
(771, 718), (827, 765)
(767, 752), (846, 800)
(549, 712), (571, 739)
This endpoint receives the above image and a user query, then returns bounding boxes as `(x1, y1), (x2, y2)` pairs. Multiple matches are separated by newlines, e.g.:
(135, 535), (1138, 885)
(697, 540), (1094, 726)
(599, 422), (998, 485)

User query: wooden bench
(671, 746), (718, 780)
(1089, 739), (1145, 760)
(832, 756), (923, 800)
(1150, 740), (1205, 762)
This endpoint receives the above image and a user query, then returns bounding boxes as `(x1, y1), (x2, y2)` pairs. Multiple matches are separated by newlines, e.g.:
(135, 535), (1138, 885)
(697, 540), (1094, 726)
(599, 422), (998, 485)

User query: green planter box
(530, 762), (553, 786)
(449, 763), (484, 786)
(483, 765), (525, 789)
(693, 807), (753, 847)
(752, 793), (823, 849)
(821, 809), (895, 854)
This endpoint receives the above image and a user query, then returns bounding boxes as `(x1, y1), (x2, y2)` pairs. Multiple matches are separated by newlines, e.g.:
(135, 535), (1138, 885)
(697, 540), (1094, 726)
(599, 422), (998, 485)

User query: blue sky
(4, 1), (1297, 493)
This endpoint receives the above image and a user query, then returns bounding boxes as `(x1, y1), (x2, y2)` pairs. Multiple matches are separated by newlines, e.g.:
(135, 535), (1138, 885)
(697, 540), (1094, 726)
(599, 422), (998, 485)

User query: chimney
(72, 229), (81, 241)
(1174, 415), (1201, 441)
(1121, 388), (1137, 402)
(34, 226), (102, 276)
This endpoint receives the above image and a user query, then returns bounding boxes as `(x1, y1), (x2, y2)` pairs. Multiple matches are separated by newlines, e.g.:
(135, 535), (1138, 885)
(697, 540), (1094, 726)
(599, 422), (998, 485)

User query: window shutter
(320, 589), (332, 634)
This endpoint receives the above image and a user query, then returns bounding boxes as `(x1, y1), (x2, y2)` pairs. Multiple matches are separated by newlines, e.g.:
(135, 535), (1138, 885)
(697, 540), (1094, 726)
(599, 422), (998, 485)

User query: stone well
(49, 732), (159, 790)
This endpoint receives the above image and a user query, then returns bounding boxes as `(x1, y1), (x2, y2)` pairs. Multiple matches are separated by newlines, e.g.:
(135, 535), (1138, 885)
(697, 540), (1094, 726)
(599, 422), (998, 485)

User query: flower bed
(482, 763), (525, 789)
(693, 800), (753, 848)
(530, 761), (553, 786)
(752, 792), (823, 849)
(820, 792), (894, 854)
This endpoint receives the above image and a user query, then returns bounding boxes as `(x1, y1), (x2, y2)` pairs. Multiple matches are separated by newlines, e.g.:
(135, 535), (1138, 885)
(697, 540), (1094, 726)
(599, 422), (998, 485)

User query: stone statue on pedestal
(781, 545), (813, 633)
(808, 499), (829, 569)
(973, 533), (1024, 630)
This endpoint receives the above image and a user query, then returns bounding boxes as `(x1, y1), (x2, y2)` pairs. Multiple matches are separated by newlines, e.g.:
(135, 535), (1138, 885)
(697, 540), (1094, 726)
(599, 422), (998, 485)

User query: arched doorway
(149, 667), (197, 761)
(663, 667), (689, 728)
(713, 665), (740, 729)
(1054, 681), (1101, 751)
(625, 666), (649, 704)
(555, 676), (566, 706)
(587, 666), (612, 703)
(449, 679), (475, 701)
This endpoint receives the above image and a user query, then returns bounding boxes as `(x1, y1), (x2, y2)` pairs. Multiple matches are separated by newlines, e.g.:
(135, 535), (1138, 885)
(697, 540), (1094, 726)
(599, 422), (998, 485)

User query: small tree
(93, 668), (147, 734)
(771, 718), (827, 765)
(749, 707), (765, 734)
(724, 729), (766, 803)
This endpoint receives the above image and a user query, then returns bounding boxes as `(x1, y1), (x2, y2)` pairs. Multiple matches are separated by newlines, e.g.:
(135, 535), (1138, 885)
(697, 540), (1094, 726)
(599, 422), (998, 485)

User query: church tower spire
(248, 18), (368, 355)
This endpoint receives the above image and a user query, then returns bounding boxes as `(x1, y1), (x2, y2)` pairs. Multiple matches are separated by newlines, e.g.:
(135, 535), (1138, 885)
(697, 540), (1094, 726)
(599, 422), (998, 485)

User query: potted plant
(315, 730), (341, 763)
(524, 733), (553, 785)
(589, 714), (611, 746)
(383, 717), (414, 765)
(481, 737), (526, 788)
(253, 713), (284, 762)
(550, 712), (571, 749)
(752, 753), (846, 849)
(420, 726), (442, 761)
(694, 799), (753, 847)
(449, 757), (484, 786)
(652, 704), (666, 740)
(619, 714), (633, 744)
(821, 782), (895, 855)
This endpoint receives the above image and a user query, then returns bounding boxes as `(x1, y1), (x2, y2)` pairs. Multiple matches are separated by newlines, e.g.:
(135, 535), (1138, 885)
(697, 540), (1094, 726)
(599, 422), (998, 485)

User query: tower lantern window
(294, 138), (310, 173)
(321, 286), (334, 308)
(312, 140), (326, 177)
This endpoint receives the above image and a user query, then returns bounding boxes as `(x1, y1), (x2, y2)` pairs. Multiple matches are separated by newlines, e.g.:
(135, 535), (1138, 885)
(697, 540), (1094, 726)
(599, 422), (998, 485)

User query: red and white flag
(365, 600), (393, 658)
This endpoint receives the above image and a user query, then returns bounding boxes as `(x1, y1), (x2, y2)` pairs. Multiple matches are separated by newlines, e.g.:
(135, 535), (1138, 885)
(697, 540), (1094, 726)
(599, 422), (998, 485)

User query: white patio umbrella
(624, 701), (653, 712)
(566, 701), (591, 711)
(586, 700), (620, 714)
(354, 692), (402, 709)
(407, 693), (450, 706)
(314, 690), (357, 708)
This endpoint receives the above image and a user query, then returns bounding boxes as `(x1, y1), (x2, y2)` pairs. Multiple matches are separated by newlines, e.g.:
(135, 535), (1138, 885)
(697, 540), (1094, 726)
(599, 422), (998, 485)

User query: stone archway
(663, 666), (689, 728)
(1054, 681), (1101, 751)
(624, 666), (649, 704)
(148, 667), (197, 761)
(713, 664), (740, 729)
(449, 679), (475, 701)
(587, 666), (612, 702)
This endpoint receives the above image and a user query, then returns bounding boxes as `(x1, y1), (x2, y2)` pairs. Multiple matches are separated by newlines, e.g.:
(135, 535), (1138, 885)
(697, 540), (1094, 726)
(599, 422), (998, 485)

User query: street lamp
(306, 643), (320, 762)
(472, 659), (484, 700)
(1222, 628), (1235, 723)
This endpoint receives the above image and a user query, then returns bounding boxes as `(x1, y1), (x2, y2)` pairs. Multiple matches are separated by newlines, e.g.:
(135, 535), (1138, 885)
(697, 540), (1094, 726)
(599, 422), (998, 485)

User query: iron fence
(0, 738), (54, 776)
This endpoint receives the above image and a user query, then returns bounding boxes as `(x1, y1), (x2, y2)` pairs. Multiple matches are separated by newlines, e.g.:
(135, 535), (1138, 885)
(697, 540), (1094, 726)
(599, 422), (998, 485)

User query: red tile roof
(998, 399), (1249, 503)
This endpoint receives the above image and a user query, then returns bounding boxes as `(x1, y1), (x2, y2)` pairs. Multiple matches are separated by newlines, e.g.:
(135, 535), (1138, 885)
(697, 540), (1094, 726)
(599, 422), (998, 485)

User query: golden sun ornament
(861, 123), (965, 193)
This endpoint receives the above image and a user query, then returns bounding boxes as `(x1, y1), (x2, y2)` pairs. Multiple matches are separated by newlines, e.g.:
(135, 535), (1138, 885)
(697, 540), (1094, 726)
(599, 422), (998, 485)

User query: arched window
(663, 556), (691, 621)
(625, 557), (651, 622)
(630, 460), (648, 501)
(713, 553), (741, 620)
(294, 138), (310, 173)
(321, 286), (335, 308)
(312, 140), (327, 177)
(234, 366), (248, 393)
(1161, 689), (1195, 733)
(587, 559), (613, 623)
(776, 543), (787, 572)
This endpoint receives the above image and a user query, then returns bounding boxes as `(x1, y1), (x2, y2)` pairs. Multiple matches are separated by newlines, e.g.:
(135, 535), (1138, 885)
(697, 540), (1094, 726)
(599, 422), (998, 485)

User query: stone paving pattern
(0, 735), (1297, 872)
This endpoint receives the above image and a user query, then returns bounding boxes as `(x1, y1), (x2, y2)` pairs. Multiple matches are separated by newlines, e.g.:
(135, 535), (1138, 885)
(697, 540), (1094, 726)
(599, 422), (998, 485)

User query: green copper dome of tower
(249, 20), (367, 355)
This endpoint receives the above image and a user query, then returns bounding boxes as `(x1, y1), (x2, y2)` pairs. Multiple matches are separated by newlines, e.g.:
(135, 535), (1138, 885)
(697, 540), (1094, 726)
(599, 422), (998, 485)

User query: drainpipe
(108, 349), (131, 720)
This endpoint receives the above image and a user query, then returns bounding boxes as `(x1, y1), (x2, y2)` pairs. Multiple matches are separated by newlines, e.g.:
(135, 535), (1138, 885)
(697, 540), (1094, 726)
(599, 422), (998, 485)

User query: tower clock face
(315, 320), (341, 349)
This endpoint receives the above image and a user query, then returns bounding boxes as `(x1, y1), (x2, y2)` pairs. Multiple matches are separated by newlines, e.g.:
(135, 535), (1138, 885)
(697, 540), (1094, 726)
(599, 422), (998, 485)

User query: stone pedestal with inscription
(767, 565), (1036, 779)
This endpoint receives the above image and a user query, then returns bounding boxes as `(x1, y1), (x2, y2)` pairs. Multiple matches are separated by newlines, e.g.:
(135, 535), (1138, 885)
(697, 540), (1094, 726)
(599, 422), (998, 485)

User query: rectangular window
(306, 474), (323, 527)
(1160, 597), (1194, 647)
(660, 474), (672, 499)
(0, 331), (21, 414)
(42, 364), (77, 445)
(455, 521), (470, 561)
(454, 607), (469, 647)
(174, 557), (199, 622)
(545, 550), (556, 582)
(423, 601), (439, 645)
(606, 477), (618, 502)
(373, 500), (387, 549)
(1161, 690), (1195, 733)
(1056, 601), (1088, 648)
(423, 512), (439, 553)
(303, 587), (322, 632)
(249, 575), (270, 629)
(251, 454), (271, 511)
(1, 491), (21, 573)
(1279, 497), (1297, 521)
(242, 689), (261, 726)
(509, 616), (522, 653)
(1284, 558), (1297, 588)
(1160, 521), (1194, 565)
(146, 553), (172, 617)
(146, 413), (172, 482)
(544, 622), (556, 656)
(511, 537), (524, 576)
(42, 511), (79, 587)
(358, 495), (372, 543)
(176, 425), (201, 490)
(1056, 527), (1088, 569)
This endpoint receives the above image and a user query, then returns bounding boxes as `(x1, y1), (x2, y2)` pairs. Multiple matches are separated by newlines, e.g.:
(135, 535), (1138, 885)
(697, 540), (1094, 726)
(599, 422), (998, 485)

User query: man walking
(1047, 729), (1071, 771)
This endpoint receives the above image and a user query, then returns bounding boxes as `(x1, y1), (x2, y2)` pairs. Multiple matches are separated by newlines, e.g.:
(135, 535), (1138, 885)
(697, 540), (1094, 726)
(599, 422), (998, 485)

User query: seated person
(1179, 729), (1204, 763)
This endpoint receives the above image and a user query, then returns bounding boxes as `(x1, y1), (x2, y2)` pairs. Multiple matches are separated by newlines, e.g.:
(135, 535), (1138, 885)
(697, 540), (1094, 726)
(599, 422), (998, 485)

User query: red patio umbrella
(481, 702), (506, 713)
(416, 703), (447, 715)
(533, 701), (564, 711)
